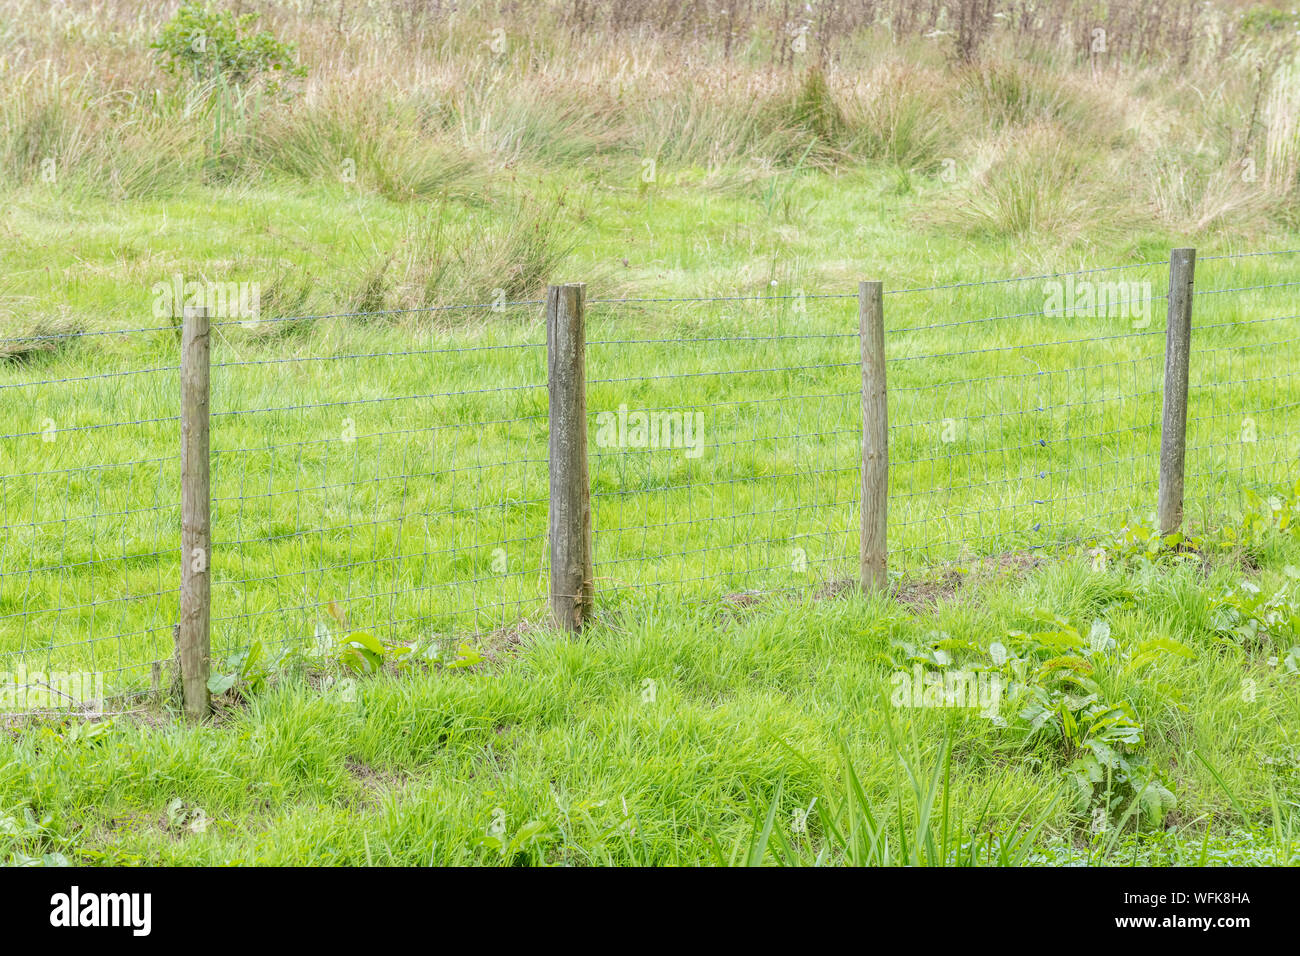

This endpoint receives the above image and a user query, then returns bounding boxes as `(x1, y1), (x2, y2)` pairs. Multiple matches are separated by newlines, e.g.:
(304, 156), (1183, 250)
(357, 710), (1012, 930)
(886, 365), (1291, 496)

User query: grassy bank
(3, 509), (1300, 865)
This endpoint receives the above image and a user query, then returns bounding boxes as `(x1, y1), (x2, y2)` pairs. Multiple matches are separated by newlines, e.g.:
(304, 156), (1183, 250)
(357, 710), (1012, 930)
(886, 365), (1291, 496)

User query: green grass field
(2, 199), (1298, 865)
(2, 216), (1296, 700)
(3, 0), (1300, 867)
(3, 537), (1300, 865)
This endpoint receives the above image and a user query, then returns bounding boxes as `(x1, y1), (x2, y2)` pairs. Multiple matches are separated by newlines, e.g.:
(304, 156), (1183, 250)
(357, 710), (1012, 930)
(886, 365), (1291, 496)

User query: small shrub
(151, 3), (306, 91)
(1209, 580), (1299, 651)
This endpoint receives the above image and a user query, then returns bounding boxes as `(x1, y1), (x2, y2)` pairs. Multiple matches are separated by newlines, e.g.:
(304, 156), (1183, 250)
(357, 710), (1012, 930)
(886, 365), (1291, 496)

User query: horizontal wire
(889, 327), (1162, 363)
(890, 353), (1162, 391)
(0, 324), (176, 345)
(208, 299), (545, 329)
(211, 340), (545, 370)
(210, 583), (545, 630)
(213, 533), (546, 590)
(0, 501), (176, 536)
(212, 380), (545, 418)
(882, 259), (1168, 296)
(889, 293), (1168, 335)
(591, 464), (859, 500)
(210, 415), (548, 456)
(590, 426), (857, 461)
(0, 456), (173, 481)
(587, 293), (854, 305)
(1198, 248), (1300, 261)
(1, 415), (180, 442)
(1192, 280), (1300, 297)
(587, 390), (856, 415)
(211, 497), (550, 546)
(587, 331), (857, 346)
(0, 365), (177, 392)
(0, 585), (178, 624)
(589, 361), (857, 386)
(0, 623), (176, 661)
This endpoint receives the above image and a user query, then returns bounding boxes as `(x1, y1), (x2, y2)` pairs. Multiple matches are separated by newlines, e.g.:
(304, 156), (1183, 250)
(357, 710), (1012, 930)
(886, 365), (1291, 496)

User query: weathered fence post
(547, 283), (593, 631)
(1158, 248), (1196, 536)
(179, 304), (211, 719)
(860, 280), (888, 592)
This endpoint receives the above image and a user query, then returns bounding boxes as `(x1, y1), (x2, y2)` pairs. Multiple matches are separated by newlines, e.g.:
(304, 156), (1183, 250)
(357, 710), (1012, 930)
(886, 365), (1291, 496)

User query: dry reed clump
(931, 123), (1118, 239)
(1262, 55), (1300, 202)
(0, 314), (84, 363)
(838, 62), (958, 170)
(340, 194), (579, 315)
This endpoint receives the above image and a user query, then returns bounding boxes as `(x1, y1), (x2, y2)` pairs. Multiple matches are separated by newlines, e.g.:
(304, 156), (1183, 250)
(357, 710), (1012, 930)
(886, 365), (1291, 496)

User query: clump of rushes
(0, 316), (83, 364)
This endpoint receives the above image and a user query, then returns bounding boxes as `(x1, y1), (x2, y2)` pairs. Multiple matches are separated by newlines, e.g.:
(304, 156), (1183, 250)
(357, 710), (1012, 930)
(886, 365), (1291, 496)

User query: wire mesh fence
(205, 305), (550, 677)
(885, 260), (1171, 566)
(1185, 257), (1300, 523)
(586, 311), (861, 602)
(0, 350), (180, 710)
(0, 248), (1295, 712)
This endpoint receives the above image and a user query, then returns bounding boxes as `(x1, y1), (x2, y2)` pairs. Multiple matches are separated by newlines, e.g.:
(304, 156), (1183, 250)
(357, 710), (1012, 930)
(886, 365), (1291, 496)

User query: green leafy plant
(423, 639), (485, 670)
(165, 798), (211, 834)
(1004, 612), (1176, 825)
(886, 628), (982, 670)
(475, 810), (554, 865)
(336, 630), (393, 674)
(1201, 485), (1300, 555)
(0, 806), (73, 866)
(891, 613), (1179, 826)
(50, 717), (118, 747)
(151, 3), (306, 91)
(1091, 523), (1202, 571)
(307, 601), (483, 676)
(311, 601), (404, 675)
(1209, 579), (1299, 650)
(207, 639), (288, 696)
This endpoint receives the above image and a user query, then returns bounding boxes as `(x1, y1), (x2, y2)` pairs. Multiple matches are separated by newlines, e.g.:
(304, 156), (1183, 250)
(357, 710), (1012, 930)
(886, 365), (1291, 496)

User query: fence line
(1, 247), (1296, 716)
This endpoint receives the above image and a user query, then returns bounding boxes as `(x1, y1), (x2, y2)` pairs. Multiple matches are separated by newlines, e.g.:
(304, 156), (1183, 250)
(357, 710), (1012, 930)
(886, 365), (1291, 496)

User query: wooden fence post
(547, 283), (593, 631)
(1158, 248), (1196, 536)
(860, 280), (888, 592)
(179, 304), (211, 719)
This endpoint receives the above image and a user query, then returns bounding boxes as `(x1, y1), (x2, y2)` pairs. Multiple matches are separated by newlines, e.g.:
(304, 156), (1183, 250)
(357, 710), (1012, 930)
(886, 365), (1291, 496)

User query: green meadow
(2, 0), (1299, 865)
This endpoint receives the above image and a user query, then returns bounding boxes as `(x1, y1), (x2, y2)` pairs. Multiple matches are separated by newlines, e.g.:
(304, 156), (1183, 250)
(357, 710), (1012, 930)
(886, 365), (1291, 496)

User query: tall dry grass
(0, 0), (1297, 262)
